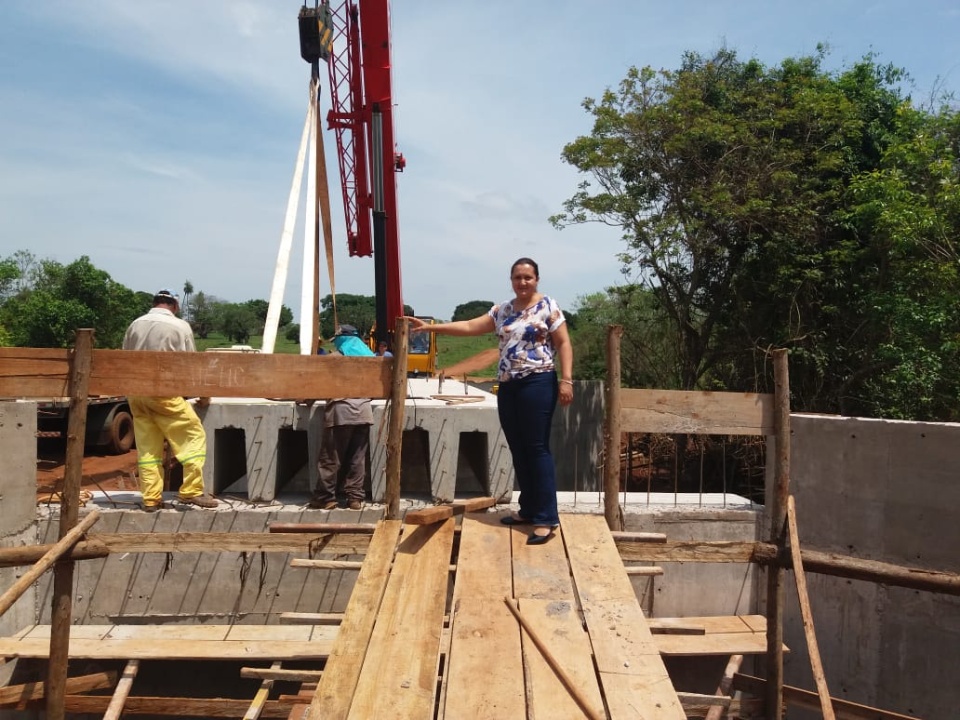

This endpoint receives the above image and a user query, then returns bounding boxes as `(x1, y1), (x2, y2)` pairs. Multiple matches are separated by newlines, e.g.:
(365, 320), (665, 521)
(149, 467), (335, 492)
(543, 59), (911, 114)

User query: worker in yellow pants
(129, 396), (213, 510)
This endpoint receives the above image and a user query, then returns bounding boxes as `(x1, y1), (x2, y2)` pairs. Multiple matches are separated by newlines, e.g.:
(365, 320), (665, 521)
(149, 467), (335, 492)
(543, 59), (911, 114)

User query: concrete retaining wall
(0, 402), (38, 687)
(787, 414), (960, 720)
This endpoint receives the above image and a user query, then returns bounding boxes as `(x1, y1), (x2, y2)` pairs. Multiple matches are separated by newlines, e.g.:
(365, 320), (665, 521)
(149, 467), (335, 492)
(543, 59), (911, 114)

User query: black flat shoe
(500, 515), (530, 526)
(527, 528), (555, 545)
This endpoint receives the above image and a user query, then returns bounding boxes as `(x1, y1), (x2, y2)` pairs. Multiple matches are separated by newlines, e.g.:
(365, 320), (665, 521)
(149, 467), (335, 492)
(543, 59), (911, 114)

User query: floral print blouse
(488, 295), (566, 382)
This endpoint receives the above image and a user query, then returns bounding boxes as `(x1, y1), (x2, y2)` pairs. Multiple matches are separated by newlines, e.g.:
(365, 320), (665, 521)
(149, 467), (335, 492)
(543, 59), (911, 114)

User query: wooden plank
(103, 660), (139, 720)
(0, 637), (334, 660)
(0, 348), (392, 400)
(453, 514), (514, 601)
(517, 598), (605, 720)
(226, 626), (315, 642)
(562, 513), (685, 719)
(442, 515), (524, 718)
(511, 516), (574, 600)
(654, 632), (780, 656)
(16, 625), (112, 640)
(444, 598), (526, 719)
(269, 523), (378, 535)
(346, 519), (455, 720)
(0, 671), (116, 705)
(616, 540), (758, 563)
(291, 559), (363, 570)
(241, 667), (324, 682)
(620, 388), (774, 435)
(28, 695), (299, 718)
(732, 674), (922, 720)
(787, 496), (835, 719)
(404, 497), (497, 526)
(100, 625), (230, 641)
(280, 612), (343, 625)
(610, 531), (668, 544)
(307, 520), (402, 719)
(403, 505), (454, 525)
(0, 532), (371, 564)
(92, 532), (372, 554)
(624, 565), (663, 576)
(648, 616), (754, 635)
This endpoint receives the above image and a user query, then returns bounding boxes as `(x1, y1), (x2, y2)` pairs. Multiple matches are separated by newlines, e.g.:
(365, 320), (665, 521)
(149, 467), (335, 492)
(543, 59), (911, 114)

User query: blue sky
(2, 1), (959, 322)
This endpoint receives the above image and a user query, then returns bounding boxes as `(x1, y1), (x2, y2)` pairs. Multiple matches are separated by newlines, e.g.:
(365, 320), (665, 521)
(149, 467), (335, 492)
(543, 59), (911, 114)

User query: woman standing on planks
(407, 257), (574, 545)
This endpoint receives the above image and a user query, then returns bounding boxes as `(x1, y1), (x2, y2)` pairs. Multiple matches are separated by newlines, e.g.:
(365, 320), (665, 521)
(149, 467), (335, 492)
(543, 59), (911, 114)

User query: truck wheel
(108, 411), (135, 454)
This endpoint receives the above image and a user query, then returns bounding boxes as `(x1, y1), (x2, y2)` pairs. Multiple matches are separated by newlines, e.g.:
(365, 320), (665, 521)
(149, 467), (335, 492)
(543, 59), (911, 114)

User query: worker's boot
(177, 493), (219, 509)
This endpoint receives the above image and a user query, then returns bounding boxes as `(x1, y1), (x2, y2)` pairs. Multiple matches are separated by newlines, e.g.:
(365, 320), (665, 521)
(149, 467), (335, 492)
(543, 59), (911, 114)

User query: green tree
(1, 255), (139, 348)
(189, 292), (219, 339)
(318, 294), (414, 339)
(554, 48), (960, 419)
(219, 303), (259, 344)
(452, 300), (495, 322)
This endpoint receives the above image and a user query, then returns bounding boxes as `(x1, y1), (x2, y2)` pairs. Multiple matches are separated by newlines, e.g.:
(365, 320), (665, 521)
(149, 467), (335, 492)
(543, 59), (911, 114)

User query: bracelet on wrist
(559, 379), (574, 385)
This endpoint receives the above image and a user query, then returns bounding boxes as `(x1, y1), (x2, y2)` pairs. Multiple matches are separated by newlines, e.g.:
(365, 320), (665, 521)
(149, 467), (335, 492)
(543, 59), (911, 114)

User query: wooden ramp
(0, 515), (777, 718)
(306, 512), (686, 719)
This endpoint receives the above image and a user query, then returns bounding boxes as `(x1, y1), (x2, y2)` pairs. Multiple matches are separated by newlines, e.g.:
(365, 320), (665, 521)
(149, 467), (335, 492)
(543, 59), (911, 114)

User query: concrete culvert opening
(213, 427), (247, 496)
(276, 427), (310, 494)
(455, 431), (488, 495)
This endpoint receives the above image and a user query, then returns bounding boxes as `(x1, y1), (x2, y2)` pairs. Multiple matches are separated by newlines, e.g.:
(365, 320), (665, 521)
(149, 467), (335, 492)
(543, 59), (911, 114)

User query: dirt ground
(439, 348), (499, 377)
(36, 438), (139, 495)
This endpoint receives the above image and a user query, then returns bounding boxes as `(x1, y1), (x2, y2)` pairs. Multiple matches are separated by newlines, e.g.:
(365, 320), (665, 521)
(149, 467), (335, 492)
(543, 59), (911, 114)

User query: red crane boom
(322, 0), (404, 340)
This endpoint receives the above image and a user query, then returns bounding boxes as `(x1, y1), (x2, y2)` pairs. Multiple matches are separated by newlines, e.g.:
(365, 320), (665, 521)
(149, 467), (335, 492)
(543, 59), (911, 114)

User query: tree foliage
(318, 294), (414, 339)
(452, 300), (495, 322)
(555, 48), (960, 420)
(0, 253), (141, 348)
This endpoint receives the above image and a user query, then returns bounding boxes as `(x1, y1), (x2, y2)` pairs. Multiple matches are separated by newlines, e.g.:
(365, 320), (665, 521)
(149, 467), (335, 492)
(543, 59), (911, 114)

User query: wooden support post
(705, 654), (743, 720)
(787, 496), (835, 719)
(603, 324), (624, 531)
(0, 511), (100, 618)
(47, 328), (94, 720)
(766, 347), (790, 720)
(384, 317), (409, 520)
(102, 659), (139, 720)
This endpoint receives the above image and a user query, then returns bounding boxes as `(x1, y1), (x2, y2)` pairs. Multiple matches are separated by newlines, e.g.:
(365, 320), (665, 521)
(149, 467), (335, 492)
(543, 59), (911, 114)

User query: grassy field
(194, 331), (498, 374)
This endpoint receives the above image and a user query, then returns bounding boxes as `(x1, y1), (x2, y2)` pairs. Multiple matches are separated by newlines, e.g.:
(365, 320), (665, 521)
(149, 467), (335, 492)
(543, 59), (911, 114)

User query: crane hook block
(298, 4), (333, 64)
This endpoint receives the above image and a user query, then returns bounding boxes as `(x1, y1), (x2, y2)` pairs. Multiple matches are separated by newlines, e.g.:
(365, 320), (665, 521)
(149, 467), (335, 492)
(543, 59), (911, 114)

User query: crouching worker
(308, 324), (374, 511)
(122, 288), (219, 511)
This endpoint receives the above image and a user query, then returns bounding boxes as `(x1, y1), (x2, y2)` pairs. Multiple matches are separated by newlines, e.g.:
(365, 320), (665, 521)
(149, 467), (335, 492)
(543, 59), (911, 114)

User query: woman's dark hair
(510, 257), (539, 279)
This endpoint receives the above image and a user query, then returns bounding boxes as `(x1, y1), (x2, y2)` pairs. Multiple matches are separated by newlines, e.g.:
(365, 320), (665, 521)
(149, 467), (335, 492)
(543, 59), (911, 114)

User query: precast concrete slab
(196, 378), (514, 503)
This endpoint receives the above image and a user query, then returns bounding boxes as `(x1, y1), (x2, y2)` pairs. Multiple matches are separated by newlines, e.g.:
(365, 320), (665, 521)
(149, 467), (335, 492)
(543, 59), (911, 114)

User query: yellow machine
(406, 316), (437, 377)
(368, 316), (437, 376)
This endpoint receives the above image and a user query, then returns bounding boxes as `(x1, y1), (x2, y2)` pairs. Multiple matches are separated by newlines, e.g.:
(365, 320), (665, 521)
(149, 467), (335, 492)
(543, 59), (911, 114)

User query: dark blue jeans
(497, 371), (560, 526)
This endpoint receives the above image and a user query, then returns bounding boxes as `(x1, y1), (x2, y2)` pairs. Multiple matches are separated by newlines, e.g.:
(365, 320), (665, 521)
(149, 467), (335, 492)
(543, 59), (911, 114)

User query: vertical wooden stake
(765, 347), (791, 720)
(603, 325), (624, 531)
(385, 318), (409, 519)
(787, 496), (836, 719)
(47, 328), (94, 720)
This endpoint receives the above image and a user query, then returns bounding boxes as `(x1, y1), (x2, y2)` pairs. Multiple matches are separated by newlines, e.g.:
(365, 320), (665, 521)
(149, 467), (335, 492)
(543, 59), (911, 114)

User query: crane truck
(299, 1), (438, 375)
